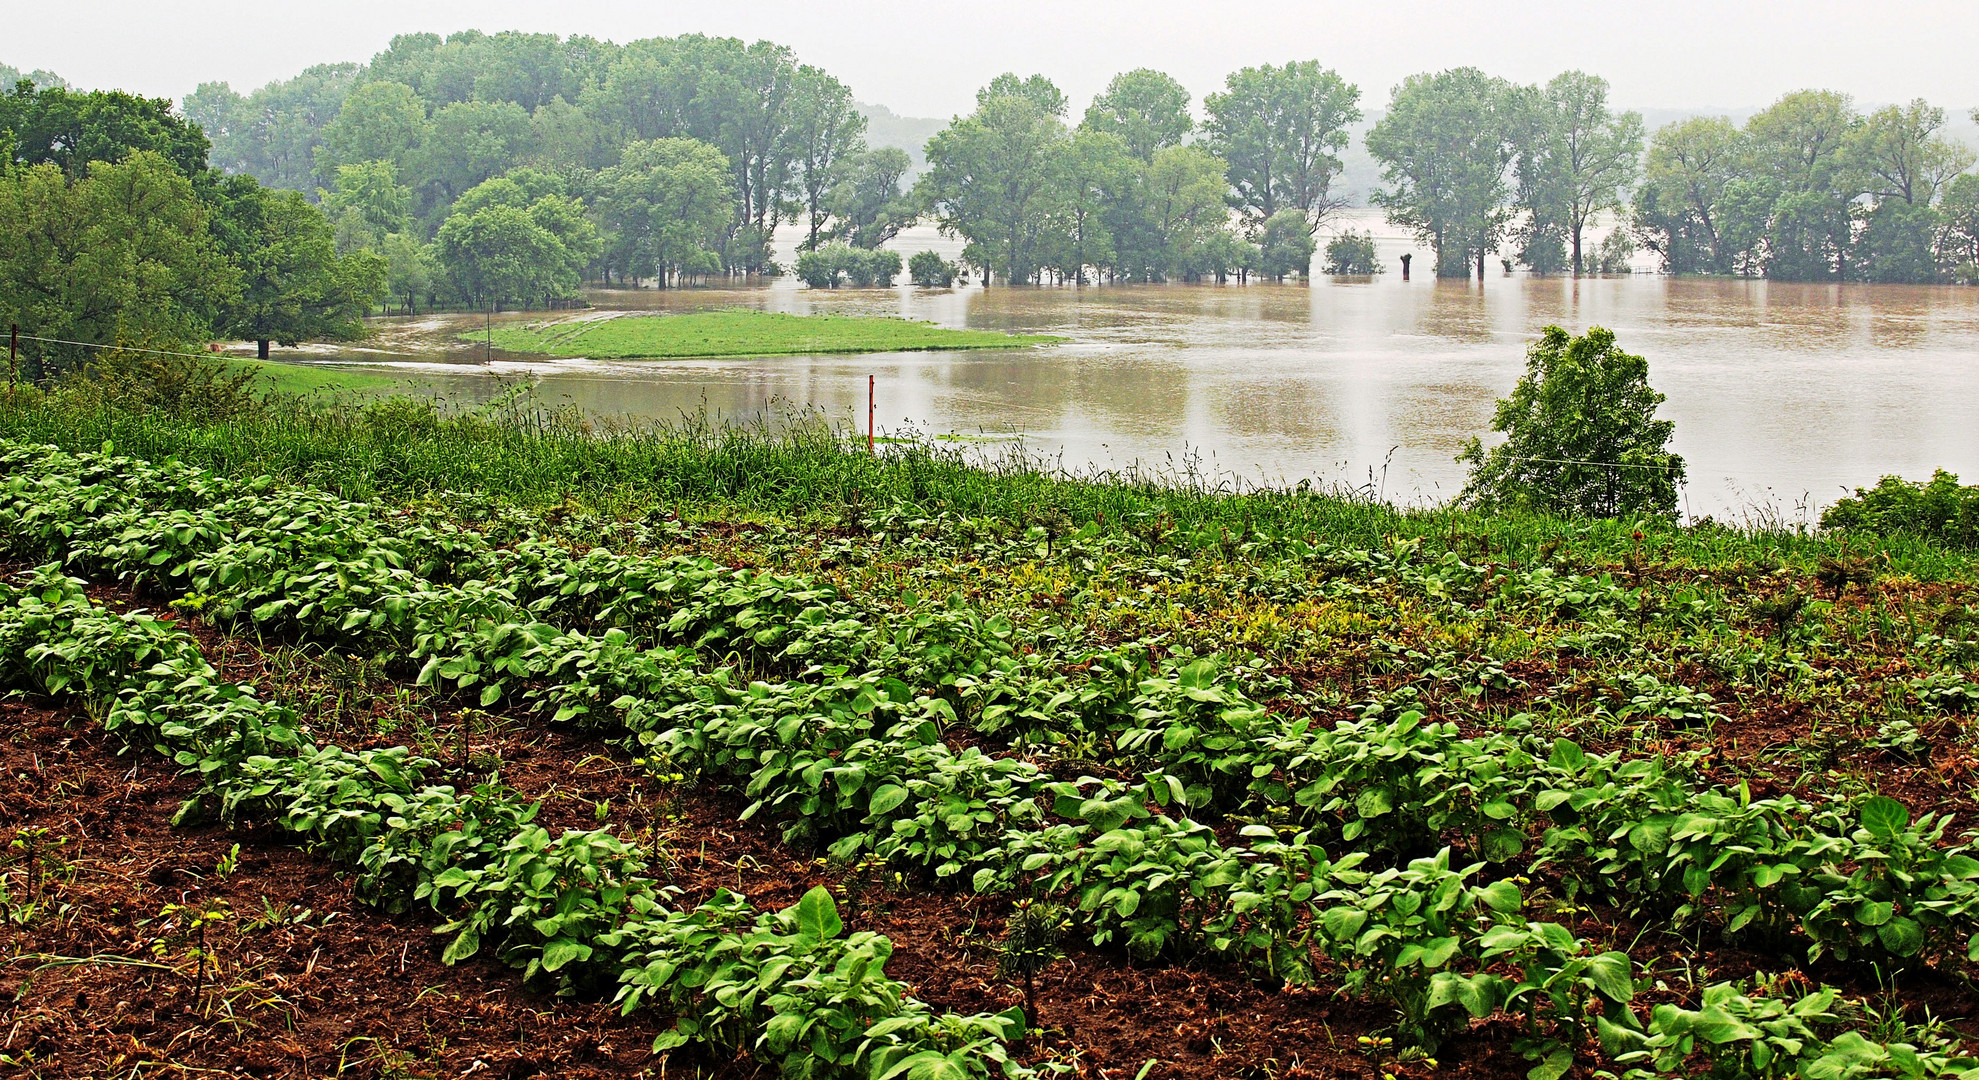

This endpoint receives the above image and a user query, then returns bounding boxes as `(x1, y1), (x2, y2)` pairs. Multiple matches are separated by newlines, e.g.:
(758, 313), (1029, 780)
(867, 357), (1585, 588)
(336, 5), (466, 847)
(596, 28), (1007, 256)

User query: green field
(229, 357), (420, 395)
(483, 310), (1063, 359)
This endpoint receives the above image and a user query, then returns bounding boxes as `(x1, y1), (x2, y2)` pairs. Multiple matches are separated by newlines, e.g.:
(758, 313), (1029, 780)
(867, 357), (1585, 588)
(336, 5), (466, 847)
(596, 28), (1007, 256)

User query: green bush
(1822, 470), (1979, 549)
(1323, 229), (1383, 275)
(908, 250), (959, 287)
(795, 244), (902, 289)
(1260, 209), (1317, 279)
(1458, 325), (1685, 519)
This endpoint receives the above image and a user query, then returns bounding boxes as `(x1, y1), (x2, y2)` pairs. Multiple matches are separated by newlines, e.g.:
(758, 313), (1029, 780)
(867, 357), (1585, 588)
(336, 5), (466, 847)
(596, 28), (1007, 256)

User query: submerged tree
(594, 138), (732, 286)
(787, 65), (867, 251)
(1203, 61), (1361, 233)
(1367, 68), (1519, 278)
(1321, 228), (1381, 275)
(823, 146), (915, 249)
(919, 80), (1070, 286)
(1630, 116), (1742, 274)
(1511, 72), (1643, 274)
(1458, 325), (1684, 518)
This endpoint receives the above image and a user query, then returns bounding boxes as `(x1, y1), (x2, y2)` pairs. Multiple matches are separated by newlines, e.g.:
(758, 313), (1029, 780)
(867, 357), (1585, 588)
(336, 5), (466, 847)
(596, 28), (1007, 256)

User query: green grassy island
(482, 310), (1063, 360)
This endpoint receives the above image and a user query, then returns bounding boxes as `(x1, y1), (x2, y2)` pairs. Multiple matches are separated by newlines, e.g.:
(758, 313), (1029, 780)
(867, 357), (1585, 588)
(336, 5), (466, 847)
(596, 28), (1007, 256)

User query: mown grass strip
(484, 310), (1064, 359)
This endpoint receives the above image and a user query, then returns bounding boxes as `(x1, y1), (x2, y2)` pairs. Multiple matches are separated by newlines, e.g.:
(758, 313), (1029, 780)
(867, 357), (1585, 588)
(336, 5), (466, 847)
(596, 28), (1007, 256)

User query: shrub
(846, 248), (901, 288)
(1595, 230), (1636, 274)
(797, 244), (902, 288)
(1458, 325), (1684, 518)
(1260, 209), (1317, 279)
(1822, 470), (1979, 549)
(1323, 229), (1383, 275)
(794, 248), (840, 289)
(908, 250), (959, 288)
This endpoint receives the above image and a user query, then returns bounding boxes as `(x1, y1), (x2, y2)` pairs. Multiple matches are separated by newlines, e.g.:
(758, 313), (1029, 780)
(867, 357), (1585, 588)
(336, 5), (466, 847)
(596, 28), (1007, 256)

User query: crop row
(5, 443), (1977, 1077)
(0, 566), (1032, 1079)
(8, 443), (1976, 967)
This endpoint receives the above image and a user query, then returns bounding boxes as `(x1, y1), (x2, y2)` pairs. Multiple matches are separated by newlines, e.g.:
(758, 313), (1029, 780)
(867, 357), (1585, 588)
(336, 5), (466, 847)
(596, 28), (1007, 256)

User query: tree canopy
(1459, 326), (1685, 518)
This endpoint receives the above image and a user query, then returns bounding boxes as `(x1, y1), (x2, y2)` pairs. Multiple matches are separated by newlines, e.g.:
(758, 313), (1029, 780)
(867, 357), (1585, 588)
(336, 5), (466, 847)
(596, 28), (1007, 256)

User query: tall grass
(2, 381), (1970, 578)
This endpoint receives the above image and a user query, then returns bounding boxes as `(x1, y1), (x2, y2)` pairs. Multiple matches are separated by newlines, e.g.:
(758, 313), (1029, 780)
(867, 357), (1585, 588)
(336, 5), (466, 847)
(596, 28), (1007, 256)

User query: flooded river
(298, 217), (1979, 520)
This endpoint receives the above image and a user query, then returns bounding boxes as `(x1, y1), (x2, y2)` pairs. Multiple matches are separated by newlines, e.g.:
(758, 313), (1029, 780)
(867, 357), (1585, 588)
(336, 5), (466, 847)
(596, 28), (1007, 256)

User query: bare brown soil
(8, 580), (1979, 1078)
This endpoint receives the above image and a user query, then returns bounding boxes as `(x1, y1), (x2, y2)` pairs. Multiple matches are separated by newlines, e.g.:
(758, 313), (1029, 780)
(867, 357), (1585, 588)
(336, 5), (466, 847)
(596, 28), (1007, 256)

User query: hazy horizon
(15, 1), (1979, 122)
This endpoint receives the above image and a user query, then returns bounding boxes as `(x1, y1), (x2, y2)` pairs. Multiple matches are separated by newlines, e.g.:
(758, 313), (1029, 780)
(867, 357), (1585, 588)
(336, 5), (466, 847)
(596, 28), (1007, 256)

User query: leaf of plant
(1876, 915), (1924, 956)
(1588, 951), (1634, 1003)
(1355, 786), (1394, 819)
(1859, 795), (1909, 841)
(1854, 899), (1894, 927)
(540, 939), (592, 972)
(867, 783), (910, 816)
(794, 886), (843, 943)
(1526, 1045), (1573, 1080)
(1477, 879), (1523, 913)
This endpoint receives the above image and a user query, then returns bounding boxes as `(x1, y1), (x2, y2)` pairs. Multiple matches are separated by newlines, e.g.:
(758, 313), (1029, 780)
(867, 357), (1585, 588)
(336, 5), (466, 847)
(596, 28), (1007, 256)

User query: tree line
(8, 31), (1979, 383)
(0, 83), (385, 375)
(183, 30), (903, 297)
(927, 66), (1979, 285)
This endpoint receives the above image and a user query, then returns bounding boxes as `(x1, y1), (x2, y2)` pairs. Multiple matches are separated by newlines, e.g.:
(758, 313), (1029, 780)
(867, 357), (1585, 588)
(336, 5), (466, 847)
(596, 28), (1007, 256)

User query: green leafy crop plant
(0, 569), (1031, 1078)
(8, 441), (1979, 1078)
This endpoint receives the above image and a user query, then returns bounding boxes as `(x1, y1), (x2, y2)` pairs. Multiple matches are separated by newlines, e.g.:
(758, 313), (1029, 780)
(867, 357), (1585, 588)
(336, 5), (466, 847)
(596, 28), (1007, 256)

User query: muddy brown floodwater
(285, 213), (1979, 520)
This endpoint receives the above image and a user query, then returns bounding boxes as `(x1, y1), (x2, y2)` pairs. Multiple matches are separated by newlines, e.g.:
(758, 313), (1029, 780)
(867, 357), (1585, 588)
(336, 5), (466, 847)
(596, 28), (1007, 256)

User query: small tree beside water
(1458, 325), (1684, 517)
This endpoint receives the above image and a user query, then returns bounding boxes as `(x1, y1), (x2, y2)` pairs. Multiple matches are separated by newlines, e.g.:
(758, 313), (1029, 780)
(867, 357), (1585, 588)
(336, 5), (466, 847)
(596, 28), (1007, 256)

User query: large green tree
(433, 182), (596, 308)
(183, 64), (360, 192)
(594, 138), (732, 286)
(1941, 171), (1979, 282)
(1844, 101), (1973, 283)
(1143, 144), (1233, 279)
(786, 67), (867, 251)
(1049, 129), (1133, 283)
(319, 160), (413, 252)
(0, 152), (238, 379)
(363, 30), (608, 113)
(406, 100), (535, 220)
(315, 80), (427, 178)
(1203, 61), (1361, 233)
(1510, 71), (1643, 274)
(918, 83), (1070, 286)
(1737, 90), (1859, 281)
(209, 178), (387, 358)
(823, 146), (915, 250)
(1081, 69), (1192, 162)
(1367, 68), (1519, 278)
(1630, 116), (1743, 274)
(2, 83), (210, 178)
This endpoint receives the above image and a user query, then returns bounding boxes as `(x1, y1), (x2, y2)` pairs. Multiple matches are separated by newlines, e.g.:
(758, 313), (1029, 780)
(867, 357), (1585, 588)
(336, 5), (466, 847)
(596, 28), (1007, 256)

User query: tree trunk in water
(1477, 251), (1485, 281)
(257, 339), (270, 360)
(1572, 229), (1583, 276)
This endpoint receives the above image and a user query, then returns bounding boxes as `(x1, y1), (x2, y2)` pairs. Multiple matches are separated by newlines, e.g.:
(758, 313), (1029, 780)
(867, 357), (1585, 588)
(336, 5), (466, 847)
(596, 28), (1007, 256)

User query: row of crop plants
(4, 442), (1977, 1079)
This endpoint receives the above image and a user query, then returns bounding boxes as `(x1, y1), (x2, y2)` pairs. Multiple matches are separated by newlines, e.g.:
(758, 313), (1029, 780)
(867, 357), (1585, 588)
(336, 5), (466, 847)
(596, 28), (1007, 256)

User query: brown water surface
(302, 225), (1979, 519)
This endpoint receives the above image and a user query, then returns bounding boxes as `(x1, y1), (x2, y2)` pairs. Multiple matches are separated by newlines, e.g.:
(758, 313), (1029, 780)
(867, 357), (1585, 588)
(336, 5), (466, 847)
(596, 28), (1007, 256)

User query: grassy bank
(0, 380), (1963, 578)
(227, 356), (427, 396)
(483, 310), (1064, 359)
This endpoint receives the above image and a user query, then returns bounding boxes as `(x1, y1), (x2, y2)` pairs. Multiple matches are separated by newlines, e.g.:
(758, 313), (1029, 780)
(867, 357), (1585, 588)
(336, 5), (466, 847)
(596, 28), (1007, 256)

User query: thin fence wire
(0, 331), (1905, 499)
(12, 333), (239, 362)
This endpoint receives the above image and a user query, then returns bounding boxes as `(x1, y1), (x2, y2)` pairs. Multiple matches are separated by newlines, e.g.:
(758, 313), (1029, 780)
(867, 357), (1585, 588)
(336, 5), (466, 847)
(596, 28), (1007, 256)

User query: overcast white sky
(12, 0), (1979, 119)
